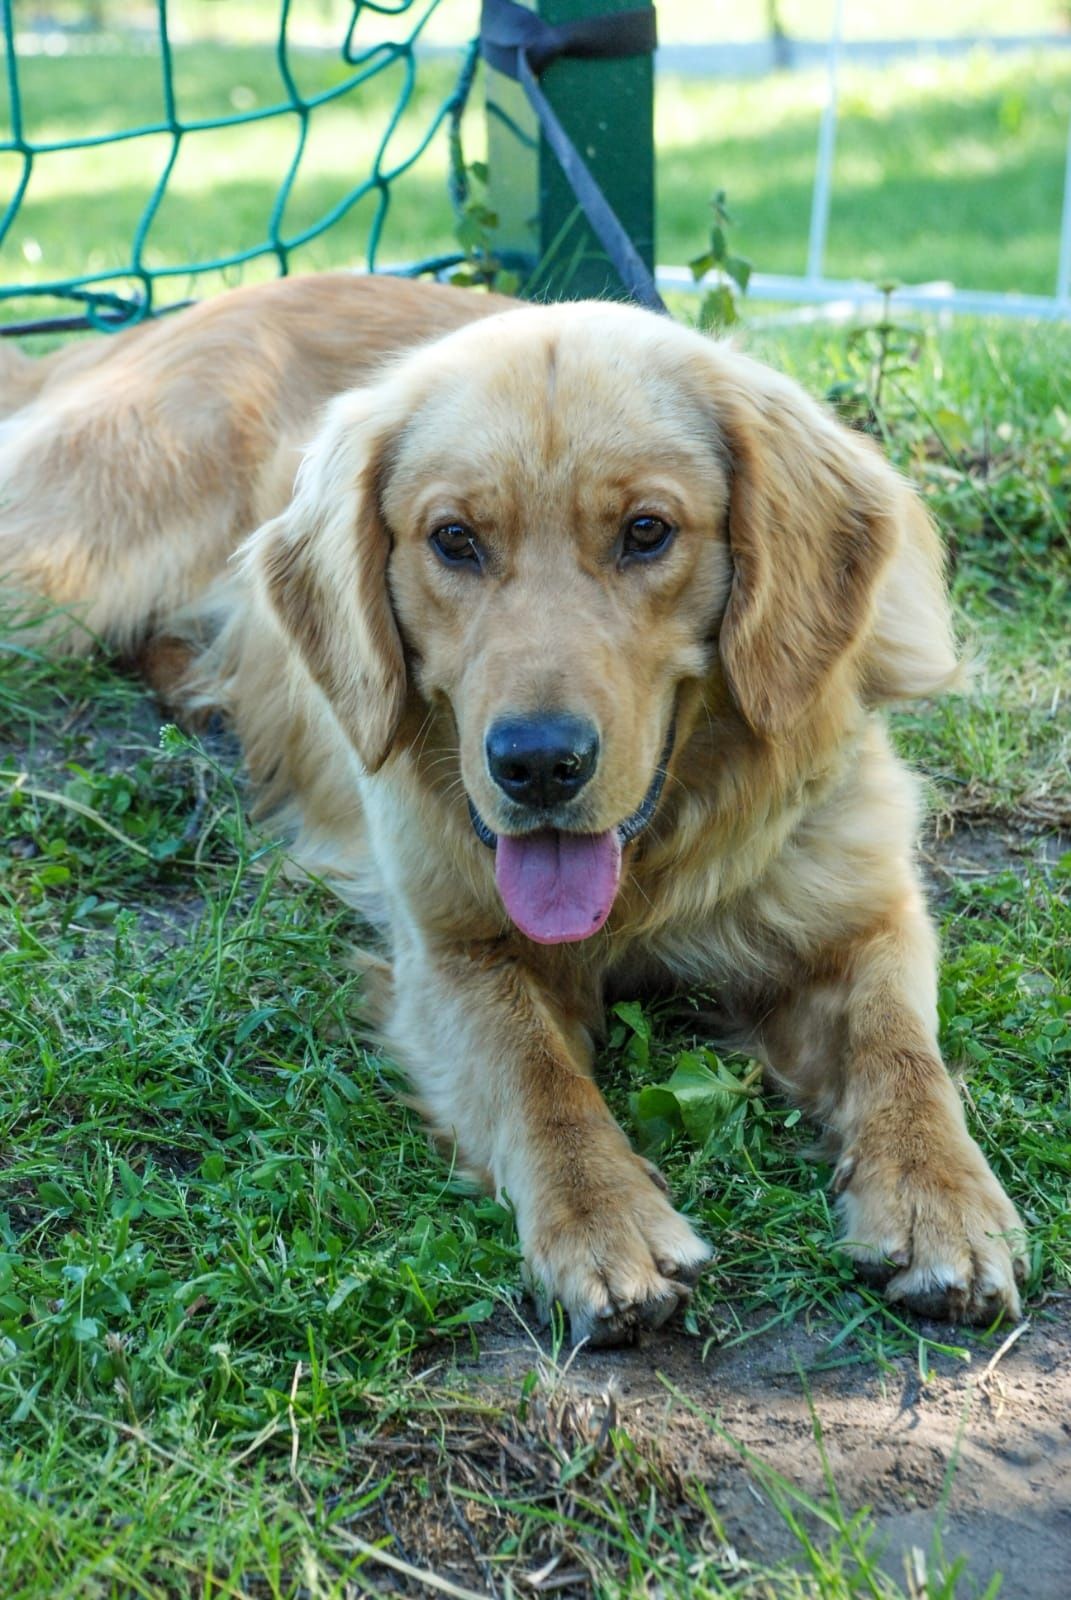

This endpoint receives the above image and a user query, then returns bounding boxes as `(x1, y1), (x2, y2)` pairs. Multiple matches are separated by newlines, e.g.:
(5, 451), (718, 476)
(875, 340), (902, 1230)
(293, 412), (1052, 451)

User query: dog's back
(0, 274), (505, 651)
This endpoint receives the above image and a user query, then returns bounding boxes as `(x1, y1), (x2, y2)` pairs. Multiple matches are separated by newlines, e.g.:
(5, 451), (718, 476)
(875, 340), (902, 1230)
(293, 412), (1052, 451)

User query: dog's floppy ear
(703, 353), (956, 735)
(249, 387), (406, 772)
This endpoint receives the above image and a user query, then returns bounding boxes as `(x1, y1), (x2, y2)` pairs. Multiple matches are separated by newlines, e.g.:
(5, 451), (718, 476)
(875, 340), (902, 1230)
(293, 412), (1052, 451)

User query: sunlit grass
(656, 50), (1071, 291)
(2, 39), (1069, 315)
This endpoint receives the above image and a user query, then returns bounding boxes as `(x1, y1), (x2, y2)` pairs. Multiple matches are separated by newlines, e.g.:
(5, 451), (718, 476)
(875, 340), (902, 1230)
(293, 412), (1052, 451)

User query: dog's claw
(658, 1253), (708, 1286)
(571, 1281), (685, 1348)
(637, 1156), (671, 1195)
(527, 1148), (712, 1352)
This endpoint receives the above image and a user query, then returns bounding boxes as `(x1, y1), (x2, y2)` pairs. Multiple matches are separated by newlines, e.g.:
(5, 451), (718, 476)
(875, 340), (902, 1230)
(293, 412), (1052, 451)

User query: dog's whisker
(438, 779), (470, 808)
(409, 707), (437, 761)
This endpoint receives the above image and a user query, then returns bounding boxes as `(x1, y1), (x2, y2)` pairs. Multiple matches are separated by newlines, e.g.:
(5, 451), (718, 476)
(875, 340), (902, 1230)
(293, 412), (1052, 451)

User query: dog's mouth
(467, 723), (675, 946)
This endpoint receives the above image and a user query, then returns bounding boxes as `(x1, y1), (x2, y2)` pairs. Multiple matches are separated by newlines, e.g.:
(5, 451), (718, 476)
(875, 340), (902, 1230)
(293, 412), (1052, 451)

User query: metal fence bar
(805, 0), (845, 285)
(1057, 110), (1071, 307)
(485, 0), (657, 302)
(659, 267), (1071, 322)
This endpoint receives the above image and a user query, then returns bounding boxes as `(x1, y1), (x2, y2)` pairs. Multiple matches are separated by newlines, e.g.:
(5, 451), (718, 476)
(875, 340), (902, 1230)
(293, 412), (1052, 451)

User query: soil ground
(425, 1299), (1070, 1599)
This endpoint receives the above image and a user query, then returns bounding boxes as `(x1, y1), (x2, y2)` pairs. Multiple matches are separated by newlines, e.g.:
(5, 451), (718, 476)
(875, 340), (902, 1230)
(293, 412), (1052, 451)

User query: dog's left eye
(430, 522), (483, 571)
(621, 515), (675, 564)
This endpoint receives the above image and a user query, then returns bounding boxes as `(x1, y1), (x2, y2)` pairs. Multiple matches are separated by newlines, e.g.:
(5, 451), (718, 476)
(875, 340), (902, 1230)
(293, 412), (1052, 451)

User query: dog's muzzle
(466, 720), (676, 945)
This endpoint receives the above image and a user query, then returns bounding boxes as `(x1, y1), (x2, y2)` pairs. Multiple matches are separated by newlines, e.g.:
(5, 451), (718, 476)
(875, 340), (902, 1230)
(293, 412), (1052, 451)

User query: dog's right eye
(430, 522), (483, 571)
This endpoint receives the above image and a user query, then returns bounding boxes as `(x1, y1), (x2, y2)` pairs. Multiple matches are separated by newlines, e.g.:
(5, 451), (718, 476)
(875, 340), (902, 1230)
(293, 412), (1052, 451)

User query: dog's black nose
(485, 715), (599, 808)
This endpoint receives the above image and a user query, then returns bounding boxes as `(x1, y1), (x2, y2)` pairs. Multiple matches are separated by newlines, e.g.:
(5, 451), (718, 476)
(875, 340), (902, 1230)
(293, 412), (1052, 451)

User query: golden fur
(0, 273), (1026, 1343)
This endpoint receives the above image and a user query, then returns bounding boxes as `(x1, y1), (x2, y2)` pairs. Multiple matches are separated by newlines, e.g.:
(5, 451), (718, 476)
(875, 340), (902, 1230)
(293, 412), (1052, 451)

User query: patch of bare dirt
(921, 815), (1069, 903)
(368, 1301), (1070, 1598)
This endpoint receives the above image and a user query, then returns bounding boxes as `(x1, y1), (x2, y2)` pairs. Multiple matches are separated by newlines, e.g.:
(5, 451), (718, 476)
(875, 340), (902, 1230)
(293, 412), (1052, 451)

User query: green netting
(0, 0), (479, 331)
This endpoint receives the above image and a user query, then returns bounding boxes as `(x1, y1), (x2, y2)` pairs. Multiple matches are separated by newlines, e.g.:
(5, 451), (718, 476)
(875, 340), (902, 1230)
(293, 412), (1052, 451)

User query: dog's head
(252, 302), (955, 945)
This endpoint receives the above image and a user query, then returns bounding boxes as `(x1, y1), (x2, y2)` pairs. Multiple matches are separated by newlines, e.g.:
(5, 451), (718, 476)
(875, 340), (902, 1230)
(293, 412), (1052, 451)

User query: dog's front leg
(763, 898), (1028, 1324)
(386, 939), (711, 1345)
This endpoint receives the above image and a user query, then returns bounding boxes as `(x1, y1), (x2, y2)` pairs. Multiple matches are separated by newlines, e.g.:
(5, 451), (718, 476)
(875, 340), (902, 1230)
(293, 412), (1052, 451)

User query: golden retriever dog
(0, 273), (1027, 1343)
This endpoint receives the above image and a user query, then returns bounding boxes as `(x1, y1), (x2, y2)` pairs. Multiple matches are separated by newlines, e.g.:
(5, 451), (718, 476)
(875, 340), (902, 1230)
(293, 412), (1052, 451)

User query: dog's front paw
(523, 1143), (712, 1347)
(834, 1133), (1027, 1324)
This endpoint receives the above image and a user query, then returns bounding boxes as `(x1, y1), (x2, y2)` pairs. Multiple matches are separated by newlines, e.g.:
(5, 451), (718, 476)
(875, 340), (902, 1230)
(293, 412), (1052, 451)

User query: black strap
(0, 296), (193, 339)
(480, 0), (665, 313)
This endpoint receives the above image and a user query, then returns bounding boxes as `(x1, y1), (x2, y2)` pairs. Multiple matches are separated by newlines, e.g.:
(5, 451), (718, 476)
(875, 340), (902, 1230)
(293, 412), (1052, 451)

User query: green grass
(2, 37), (1070, 314)
(157, 0), (1071, 47)
(1, 310), (1069, 1594)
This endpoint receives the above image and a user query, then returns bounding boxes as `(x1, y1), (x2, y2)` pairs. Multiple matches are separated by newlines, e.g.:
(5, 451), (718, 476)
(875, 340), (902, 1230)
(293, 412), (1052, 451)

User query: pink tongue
(495, 829), (622, 945)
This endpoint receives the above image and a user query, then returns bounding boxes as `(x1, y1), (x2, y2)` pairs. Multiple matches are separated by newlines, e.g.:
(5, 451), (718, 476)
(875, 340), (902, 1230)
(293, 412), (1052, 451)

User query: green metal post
(486, 0), (656, 301)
